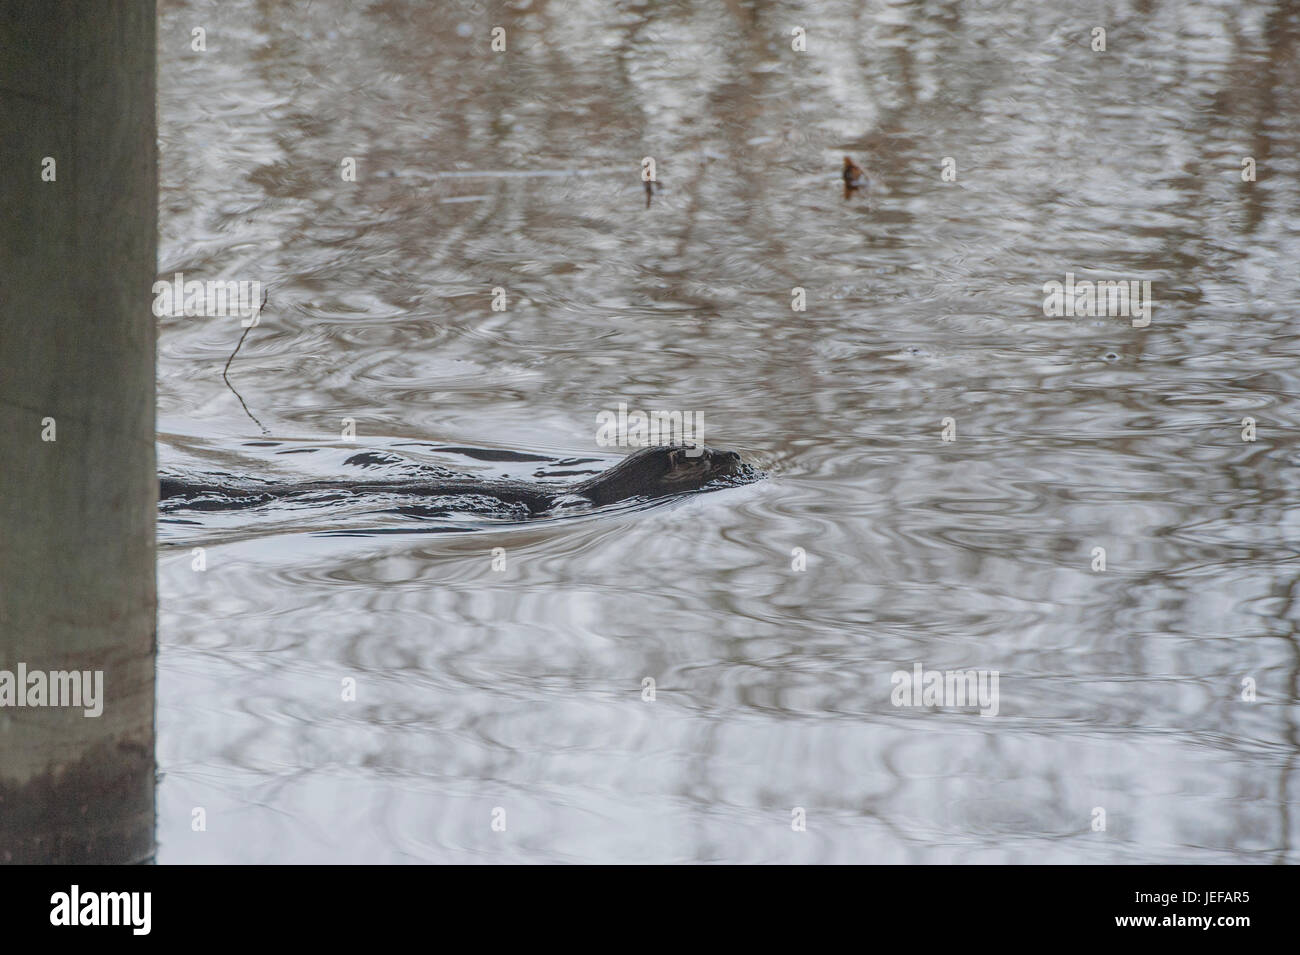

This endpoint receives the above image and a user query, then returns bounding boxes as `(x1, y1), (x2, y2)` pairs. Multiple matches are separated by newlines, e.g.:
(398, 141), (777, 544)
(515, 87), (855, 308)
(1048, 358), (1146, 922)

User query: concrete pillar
(0, 0), (157, 863)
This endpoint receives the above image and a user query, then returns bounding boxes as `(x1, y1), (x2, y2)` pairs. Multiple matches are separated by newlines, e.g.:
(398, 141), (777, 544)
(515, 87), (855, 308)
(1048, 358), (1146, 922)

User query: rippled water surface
(156, 0), (1300, 862)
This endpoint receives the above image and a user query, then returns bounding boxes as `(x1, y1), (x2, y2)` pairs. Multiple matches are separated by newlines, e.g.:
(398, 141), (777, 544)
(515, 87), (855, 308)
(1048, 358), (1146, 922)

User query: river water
(155, 0), (1300, 862)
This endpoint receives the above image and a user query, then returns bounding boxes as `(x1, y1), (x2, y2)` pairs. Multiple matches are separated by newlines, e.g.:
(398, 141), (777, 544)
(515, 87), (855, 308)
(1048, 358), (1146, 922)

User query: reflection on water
(156, 0), (1300, 862)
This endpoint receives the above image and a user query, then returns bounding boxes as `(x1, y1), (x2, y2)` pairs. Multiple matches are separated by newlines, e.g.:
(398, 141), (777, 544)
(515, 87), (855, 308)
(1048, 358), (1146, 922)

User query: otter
(159, 444), (754, 515)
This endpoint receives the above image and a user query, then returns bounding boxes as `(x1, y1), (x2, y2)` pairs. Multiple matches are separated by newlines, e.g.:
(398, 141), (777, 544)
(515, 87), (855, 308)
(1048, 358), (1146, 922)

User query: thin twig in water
(222, 288), (270, 434)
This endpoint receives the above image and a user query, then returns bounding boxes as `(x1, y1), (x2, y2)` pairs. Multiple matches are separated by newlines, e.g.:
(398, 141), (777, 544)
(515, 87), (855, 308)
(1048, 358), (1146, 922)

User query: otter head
(573, 444), (745, 507)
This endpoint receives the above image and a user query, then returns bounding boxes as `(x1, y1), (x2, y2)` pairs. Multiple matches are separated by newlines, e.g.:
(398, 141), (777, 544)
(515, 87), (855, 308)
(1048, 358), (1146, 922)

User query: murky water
(155, 0), (1300, 862)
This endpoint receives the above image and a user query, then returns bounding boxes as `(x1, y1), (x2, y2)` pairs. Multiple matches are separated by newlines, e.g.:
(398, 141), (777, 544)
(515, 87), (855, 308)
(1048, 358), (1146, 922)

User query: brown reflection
(843, 155), (868, 199)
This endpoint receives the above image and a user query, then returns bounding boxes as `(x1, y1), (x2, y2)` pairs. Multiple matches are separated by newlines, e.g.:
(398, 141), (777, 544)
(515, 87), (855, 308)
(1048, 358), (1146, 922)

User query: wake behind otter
(159, 444), (759, 523)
